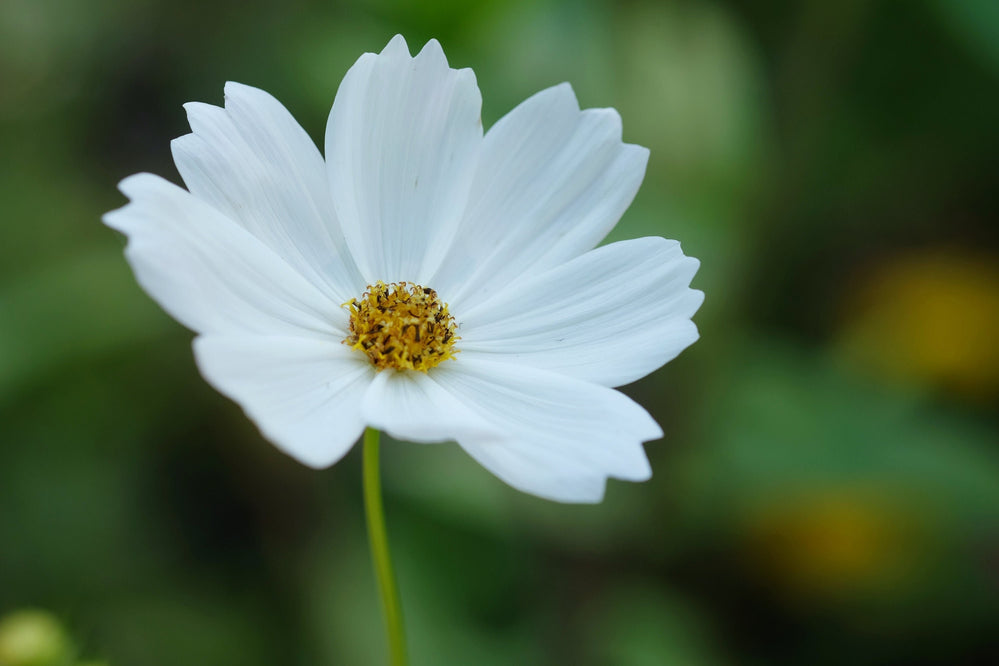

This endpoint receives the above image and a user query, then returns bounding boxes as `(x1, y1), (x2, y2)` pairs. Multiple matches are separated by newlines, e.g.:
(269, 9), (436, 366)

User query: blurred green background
(2, 0), (998, 664)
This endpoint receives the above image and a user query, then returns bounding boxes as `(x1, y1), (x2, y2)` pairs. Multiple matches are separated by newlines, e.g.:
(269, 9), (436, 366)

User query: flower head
(104, 35), (703, 503)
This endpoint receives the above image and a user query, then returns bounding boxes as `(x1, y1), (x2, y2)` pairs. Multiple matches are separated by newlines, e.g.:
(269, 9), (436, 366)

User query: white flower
(104, 35), (703, 503)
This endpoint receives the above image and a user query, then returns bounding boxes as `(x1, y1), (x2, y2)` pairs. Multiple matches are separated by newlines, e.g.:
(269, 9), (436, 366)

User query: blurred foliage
(1, 0), (998, 664)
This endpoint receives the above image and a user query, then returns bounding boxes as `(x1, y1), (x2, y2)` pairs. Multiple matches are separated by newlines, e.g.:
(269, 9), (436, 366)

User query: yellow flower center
(343, 281), (459, 372)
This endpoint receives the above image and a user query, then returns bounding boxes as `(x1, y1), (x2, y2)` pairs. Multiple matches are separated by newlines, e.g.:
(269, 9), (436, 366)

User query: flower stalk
(363, 428), (408, 666)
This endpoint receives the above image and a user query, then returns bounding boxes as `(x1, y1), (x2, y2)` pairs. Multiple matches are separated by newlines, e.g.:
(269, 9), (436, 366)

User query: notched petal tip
(114, 171), (164, 200)
(415, 38), (457, 72)
(181, 100), (217, 116)
(527, 81), (579, 115)
(689, 287), (706, 310)
(615, 457), (653, 485)
(531, 81), (578, 112)
(632, 403), (664, 444)
(373, 34), (468, 75)
(270, 441), (349, 470)
(579, 107), (632, 151)
(656, 240), (702, 285)
(623, 141), (651, 166)
(454, 65), (480, 91)
(569, 481), (608, 504)
(223, 80), (251, 97)
(103, 175), (152, 231)
(222, 80), (285, 114)
(582, 107), (651, 157)
(169, 133), (198, 161)
(381, 33), (410, 56)
(418, 37), (444, 58)
(101, 208), (127, 232)
(222, 81), (252, 108)
(678, 254), (702, 282)
(552, 80), (576, 97)
(686, 319), (703, 345)
(181, 101), (228, 136)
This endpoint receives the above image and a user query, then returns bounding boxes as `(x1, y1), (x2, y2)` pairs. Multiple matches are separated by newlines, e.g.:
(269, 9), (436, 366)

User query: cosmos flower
(104, 35), (703, 503)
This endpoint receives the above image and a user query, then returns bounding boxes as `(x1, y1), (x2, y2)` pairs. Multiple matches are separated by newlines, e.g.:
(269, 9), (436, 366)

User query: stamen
(343, 281), (459, 372)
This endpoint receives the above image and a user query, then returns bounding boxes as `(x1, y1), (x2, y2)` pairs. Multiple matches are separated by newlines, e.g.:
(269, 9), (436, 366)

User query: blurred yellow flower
(838, 249), (999, 398)
(742, 488), (924, 602)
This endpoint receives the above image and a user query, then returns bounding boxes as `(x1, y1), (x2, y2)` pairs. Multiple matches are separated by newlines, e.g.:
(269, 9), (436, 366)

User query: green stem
(363, 427), (408, 666)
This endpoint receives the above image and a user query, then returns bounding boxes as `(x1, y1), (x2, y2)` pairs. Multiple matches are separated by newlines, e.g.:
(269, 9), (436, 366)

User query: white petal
(194, 336), (374, 468)
(172, 82), (363, 303)
(458, 237), (703, 387)
(360, 368), (493, 445)
(433, 358), (660, 503)
(431, 83), (649, 308)
(325, 35), (483, 285)
(103, 173), (346, 337)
